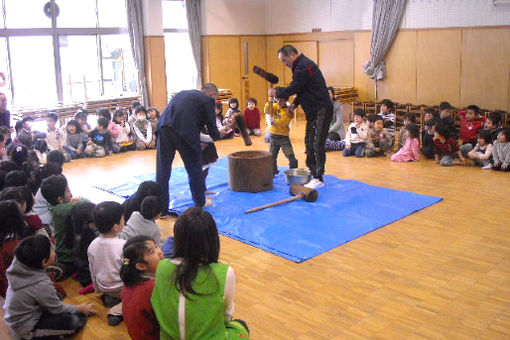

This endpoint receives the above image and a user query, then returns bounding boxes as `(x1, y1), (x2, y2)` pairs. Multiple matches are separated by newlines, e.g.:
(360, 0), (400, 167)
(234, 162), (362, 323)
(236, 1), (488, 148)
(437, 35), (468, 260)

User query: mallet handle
(245, 193), (304, 214)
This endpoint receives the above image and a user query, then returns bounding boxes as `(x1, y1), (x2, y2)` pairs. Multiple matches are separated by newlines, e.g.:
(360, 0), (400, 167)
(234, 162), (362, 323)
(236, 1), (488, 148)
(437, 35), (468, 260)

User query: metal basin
(284, 168), (311, 185)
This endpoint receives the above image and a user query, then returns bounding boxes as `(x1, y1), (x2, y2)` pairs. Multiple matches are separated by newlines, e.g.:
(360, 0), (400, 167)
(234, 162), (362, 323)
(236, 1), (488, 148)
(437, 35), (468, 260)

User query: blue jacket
(157, 90), (220, 154)
(275, 54), (332, 119)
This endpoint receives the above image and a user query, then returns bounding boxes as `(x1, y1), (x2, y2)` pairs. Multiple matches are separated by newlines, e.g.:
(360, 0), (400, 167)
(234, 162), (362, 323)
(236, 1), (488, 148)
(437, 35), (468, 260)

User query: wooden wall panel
(377, 31), (417, 104)
(461, 27), (510, 110)
(203, 36), (242, 99)
(318, 39), (354, 87)
(144, 36), (168, 111)
(354, 31), (375, 101)
(240, 36), (267, 107)
(417, 30), (461, 106)
(282, 41), (317, 86)
(265, 35), (285, 87)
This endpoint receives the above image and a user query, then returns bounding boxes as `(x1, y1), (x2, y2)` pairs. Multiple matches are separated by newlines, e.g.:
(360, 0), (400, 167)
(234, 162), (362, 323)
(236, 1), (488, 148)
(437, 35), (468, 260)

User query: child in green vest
(151, 207), (250, 340)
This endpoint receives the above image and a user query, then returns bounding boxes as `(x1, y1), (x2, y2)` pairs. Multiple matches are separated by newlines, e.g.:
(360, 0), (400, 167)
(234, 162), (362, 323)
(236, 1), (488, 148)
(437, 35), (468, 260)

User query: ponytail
(120, 235), (153, 287)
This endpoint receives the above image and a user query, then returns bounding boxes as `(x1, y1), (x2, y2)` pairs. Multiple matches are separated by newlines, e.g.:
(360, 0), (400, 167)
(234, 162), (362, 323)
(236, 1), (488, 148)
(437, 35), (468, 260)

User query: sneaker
(305, 178), (324, 189)
(46, 265), (64, 281)
(101, 294), (121, 308)
(107, 314), (124, 326)
(482, 163), (492, 170)
(79, 282), (94, 295)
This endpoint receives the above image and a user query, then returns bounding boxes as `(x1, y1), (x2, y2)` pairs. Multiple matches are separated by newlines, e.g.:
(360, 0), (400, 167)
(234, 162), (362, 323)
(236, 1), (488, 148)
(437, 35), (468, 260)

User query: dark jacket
(439, 117), (458, 140)
(157, 90), (220, 154)
(89, 128), (113, 154)
(0, 109), (10, 128)
(275, 54), (332, 119)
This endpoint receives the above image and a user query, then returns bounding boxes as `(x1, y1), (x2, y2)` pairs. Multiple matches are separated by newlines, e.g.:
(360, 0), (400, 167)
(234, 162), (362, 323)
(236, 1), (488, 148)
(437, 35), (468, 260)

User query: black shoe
(101, 294), (121, 307)
(107, 314), (123, 326)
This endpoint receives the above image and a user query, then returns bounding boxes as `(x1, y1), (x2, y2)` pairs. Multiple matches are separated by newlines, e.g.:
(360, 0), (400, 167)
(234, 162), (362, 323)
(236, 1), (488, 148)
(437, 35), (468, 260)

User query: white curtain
(125, 0), (149, 105)
(185, 0), (202, 88)
(363, 0), (407, 80)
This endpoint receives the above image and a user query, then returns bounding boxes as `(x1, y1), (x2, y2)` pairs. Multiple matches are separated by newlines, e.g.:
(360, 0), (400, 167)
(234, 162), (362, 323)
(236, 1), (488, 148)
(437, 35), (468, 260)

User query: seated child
(215, 101), (234, 140)
(121, 235), (162, 340)
(366, 116), (394, 157)
(224, 97), (241, 122)
(33, 162), (63, 235)
(147, 107), (160, 143)
(41, 175), (88, 280)
(123, 181), (161, 222)
(438, 101), (457, 140)
(113, 109), (136, 152)
(0, 128), (8, 161)
(0, 200), (31, 298)
(378, 99), (396, 135)
(0, 186), (45, 236)
(491, 128), (510, 171)
(3, 235), (94, 339)
(119, 195), (162, 247)
(391, 123), (420, 162)
(29, 139), (47, 165)
(459, 105), (486, 157)
(87, 201), (126, 326)
(423, 108), (439, 122)
(327, 86), (346, 141)
(74, 110), (92, 135)
(484, 111), (503, 144)
(133, 107), (156, 150)
(433, 122), (465, 166)
(397, 113), (416, 150)
(264, 94), (298, 175)
(422, 118), (438, 159)
(467, 130), (493, 170)
(243, 98), (262, 136)
(85, 117), (113, 157)
(151, 207), (250, 340)
(343, 108), (369, 157)
(64, 119), (87, 159)
(97, 108), (121, 153)
(45, 113), (70, 162)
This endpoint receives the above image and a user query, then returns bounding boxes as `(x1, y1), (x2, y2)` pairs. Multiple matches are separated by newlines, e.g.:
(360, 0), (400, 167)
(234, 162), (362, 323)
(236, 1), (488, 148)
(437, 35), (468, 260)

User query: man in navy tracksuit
(269, 45), (333, 188)
(156, 83), (221, 214)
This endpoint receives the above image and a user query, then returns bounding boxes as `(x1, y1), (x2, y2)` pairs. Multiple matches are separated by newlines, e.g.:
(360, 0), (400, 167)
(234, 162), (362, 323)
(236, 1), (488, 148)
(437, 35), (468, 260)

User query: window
(0, 0), (138, 109)
(163, 0), (197, 95)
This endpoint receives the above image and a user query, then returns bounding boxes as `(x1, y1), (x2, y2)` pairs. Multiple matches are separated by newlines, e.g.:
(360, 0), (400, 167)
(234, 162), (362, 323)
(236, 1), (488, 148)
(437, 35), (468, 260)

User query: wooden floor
(2, 119), (510, 339)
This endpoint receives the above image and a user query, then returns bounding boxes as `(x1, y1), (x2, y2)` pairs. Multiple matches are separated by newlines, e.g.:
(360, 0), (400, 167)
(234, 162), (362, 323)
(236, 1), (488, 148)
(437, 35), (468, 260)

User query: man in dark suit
(156, 83), (221, 214)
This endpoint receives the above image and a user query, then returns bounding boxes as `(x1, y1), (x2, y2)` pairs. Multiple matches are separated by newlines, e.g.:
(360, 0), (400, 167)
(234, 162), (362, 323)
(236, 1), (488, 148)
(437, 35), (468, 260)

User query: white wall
(201, 0), (510, 35)
(201, 0), (266, 35)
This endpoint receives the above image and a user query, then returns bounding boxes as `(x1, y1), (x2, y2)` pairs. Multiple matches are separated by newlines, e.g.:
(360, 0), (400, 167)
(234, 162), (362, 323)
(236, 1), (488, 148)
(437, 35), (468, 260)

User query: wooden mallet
(245, 184), (318, 213)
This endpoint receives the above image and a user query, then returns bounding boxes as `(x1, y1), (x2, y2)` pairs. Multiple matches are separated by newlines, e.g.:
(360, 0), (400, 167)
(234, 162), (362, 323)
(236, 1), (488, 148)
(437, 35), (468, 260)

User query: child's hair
(74, 111), (87, 122)
(0, 170), (6, 190)
(141, 195), (161, 220)
(135, 106), (147, 116)
(15, 234), (52, 269)
(47, 150), (65, 166)
(113, 109), (125, 124)
(353, 108), (366, 118)
(366, 115), (377, 124)
(11, 145), (28, 166)
(406, 123), (420, 139)
(466, 105), (480, 115)
(93, 201), (124, 234)
(39, 162), (63, 180)
(246, 98), (257, 106)
(0, 200), (27, 246)
(40, 175), (67, 206)
(120, 235), (154, 287)
(147, 107), (160, 118)
(488, 111), (502, 126)
(403, 113), (416, 124)
(499, 128), (510, 142)
(477, 130), (491, 144)
(21, 116), (34, 125)
(97, 108), (112, 121)
(435, 122), (450, 139)
(47, 112), (58, 123)
(64, 201), (96, 251)
(96, 117), (109, 129)
(228, 97), (239, 109)
(14, 121), (23, 134)
(276, 94), (289, 101)
(34, 139), (48, 154)
(66, 119), (82, 134)
(135, 181), (161, 203)
(0, 185), (25, 205)
(172, 207), (219, 298)
(373, 115), (384, 124)
(424, 117), (439, 127)
(0, 160), (19, 172)
(4, 170), (27, 188)
(439, 101), (453, 111)
(380, 99), (394, 111)
(215, 101), (222, 114)
(131, 101), (141, 111)
(0, 126), (9, 136)
(424, 108), (439, 118)
(0, 133), (4, 144)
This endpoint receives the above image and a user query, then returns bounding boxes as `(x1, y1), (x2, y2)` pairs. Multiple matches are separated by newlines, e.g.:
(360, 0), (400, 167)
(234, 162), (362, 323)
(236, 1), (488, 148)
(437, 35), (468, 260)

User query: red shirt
(433, 137), (459, 156)
(24, 214), (45, 235)
(122, 279), (159, 340)
(0, 239), (20, 298)
(458, 110), (485, 143)
(243, 107), (261, 129)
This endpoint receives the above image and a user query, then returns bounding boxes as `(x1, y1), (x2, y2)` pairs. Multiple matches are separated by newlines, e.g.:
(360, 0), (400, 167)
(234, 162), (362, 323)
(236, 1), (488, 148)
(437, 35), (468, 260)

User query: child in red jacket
(243, 98), (262, 136)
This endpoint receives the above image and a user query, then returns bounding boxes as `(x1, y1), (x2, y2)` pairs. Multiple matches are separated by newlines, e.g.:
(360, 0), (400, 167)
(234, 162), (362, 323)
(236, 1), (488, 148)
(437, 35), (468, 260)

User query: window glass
(56, 0), (97, 28)
(60, 35), (101, 103)
(100, 34), (138, 98)
(164, 33), (197, 94)
(98, 0), (128, 28)
(5, 0), (52, 28)
(162, 0), (187, 29)
(0, 38), (13, 107)
(9, 36), (57, 107)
